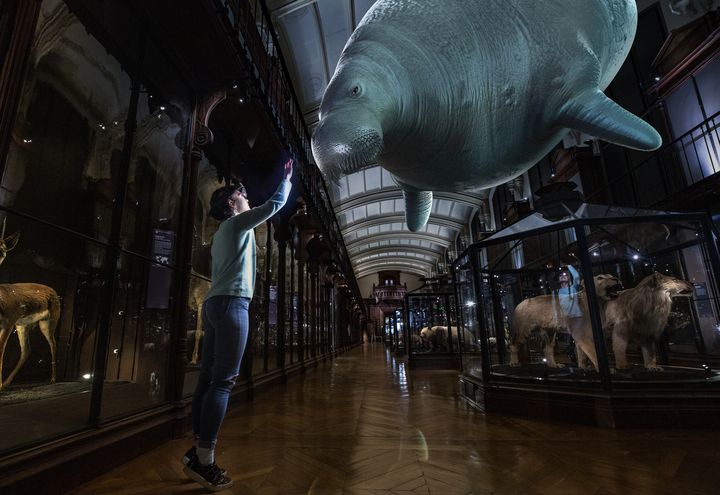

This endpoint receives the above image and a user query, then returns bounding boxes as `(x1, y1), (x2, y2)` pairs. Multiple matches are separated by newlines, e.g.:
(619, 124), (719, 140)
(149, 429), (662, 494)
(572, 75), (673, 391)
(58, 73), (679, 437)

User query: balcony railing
(215, 0), (365, 312)
(373, 284), (408, 302)
(586, 109), (720, 209)
(374, 289), (407, 300)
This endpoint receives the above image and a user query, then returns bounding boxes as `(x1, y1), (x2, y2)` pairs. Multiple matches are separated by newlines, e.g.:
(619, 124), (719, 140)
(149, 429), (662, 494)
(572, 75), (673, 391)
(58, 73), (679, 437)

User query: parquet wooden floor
(71, 344), (720, 495)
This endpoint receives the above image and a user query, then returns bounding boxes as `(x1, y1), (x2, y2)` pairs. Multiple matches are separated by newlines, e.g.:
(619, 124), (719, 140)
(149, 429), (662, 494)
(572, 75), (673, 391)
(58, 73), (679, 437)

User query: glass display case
(385, 307), (404, 355)
(452, 201), (720, 427)
(404, 277), (462, 368)
(0, 0), (192, 451)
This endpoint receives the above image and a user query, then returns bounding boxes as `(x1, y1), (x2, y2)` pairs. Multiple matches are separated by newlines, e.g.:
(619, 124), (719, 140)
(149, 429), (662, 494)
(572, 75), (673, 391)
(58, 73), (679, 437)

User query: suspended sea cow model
(312, 0), (662, 231)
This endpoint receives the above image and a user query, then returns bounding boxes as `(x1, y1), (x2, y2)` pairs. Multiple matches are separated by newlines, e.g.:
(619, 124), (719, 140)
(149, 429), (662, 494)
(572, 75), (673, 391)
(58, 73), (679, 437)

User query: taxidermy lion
(510, 274), (621, 369)
(605, 272), (693, 371)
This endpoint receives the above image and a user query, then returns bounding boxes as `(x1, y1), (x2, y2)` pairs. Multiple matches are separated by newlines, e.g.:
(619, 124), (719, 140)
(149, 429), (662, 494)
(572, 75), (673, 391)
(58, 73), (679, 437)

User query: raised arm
(568, 264), (581, 290)
(230, 159), (293, 231)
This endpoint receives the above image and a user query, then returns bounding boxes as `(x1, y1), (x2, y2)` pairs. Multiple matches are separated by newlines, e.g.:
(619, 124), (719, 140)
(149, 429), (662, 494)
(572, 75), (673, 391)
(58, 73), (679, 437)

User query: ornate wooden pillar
(306, 232), (330, 362)
(309, 260), (318, 360)
(306, 269), (312, 360)
(262, 221), (273, 373)
(318, 267), (325, 360)
(0, 0), (41, 175)
(296, 244), (305, 365)
(342, 290), (350, 348)
(170, 90), (226, 432)
(290, 202), (317, 369)
(288, 231), (295, 365)
(327, 284), (334, 354)
(318, 263), (332, 359)
(274, 217), (291, 378)
(326, 265), (341, 355)
(88, 35), (147, 424)
(307, 234), (320, 361)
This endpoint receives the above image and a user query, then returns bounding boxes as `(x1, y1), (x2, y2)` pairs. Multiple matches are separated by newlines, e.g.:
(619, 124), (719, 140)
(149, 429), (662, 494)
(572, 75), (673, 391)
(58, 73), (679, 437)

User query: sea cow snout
(312, 113), (383, 181)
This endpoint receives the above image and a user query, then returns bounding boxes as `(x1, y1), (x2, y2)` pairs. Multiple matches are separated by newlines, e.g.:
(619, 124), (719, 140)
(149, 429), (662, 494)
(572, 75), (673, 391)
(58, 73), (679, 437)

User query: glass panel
(329, 287), (336, 352)
(0, 1), (11, 68)
(252, 222), (269, 376)
(665, 79), (703, 138)
(0, 213), (107, 454)
(466, 215), (720, 392)
(682, 244), (720, 355)
(317, 280), (324, 356)
(1, 0), (131, 241)
(320, 285), (327, 355)
(284, 245), (293, 364)
(675, 125), (720, 184)
(120, 82), (189, 263)
(489, 227), (602, 386)
(347, 172), (365, 196)
(316, 0), (351, 73)
(292, 256), (301, 363)
(183, 274), (211, 397)
(192, 155), (221, 278)
(101, 253), (174, 419)
(694, 57), (720, 120)
(406, 293), (457, 355)
(278, 5), (326, 105)
(588, 221), (720, 386)
(354, 0), (375, 22)
(304, 269), (311, 359)
(394, 307), (404, 353)
(455, 254), (481, 378)
(266, 231), (278, 372)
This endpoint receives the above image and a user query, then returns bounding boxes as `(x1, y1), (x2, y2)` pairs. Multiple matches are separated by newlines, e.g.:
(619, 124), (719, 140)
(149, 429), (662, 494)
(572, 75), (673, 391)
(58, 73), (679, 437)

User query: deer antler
(1, 217), (6, 239)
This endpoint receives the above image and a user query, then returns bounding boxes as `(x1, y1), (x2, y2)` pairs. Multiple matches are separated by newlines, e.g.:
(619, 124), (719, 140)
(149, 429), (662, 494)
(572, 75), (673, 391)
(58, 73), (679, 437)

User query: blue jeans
(192, 295), (251, 448)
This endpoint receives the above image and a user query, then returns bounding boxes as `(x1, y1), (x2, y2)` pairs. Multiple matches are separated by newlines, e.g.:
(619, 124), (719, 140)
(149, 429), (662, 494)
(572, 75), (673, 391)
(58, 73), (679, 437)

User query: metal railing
(373, 288), (408, 301)
(216, 0), (366, 313)
(587, 109), (720, 209)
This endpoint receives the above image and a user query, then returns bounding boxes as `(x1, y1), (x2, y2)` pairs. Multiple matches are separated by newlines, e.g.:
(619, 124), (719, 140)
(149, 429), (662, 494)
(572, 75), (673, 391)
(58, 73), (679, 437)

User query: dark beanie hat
(209, 183), (246, 221)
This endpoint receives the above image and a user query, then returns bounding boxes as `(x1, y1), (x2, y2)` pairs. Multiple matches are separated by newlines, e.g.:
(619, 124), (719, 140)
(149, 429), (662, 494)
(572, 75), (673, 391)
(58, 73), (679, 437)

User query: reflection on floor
(71, 344), (720, 494)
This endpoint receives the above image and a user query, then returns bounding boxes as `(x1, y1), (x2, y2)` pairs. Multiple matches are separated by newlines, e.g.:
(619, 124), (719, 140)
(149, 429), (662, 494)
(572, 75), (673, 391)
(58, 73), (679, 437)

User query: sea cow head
(312, 41), (402, 181)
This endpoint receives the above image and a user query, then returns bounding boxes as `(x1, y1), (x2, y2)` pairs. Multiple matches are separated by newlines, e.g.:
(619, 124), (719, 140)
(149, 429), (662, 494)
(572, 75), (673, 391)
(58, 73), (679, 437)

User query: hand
(283, 158), (293, 181)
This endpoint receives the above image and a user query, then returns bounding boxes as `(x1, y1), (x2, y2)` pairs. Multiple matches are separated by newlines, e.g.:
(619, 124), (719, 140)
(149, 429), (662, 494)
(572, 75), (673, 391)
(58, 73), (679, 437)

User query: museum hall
(1, 0), (720, 493)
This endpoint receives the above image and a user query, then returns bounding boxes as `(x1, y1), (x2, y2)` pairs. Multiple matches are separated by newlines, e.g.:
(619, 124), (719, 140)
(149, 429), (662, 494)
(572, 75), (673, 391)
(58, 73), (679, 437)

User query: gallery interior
(1, 0), (720, 493)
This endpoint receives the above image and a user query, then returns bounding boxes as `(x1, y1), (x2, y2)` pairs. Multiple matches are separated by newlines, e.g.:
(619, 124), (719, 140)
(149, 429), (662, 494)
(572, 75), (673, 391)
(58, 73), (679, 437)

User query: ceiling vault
(345, 232), (452, 251)
(336, 189), (483, 214)
(341, 214), (466, 235)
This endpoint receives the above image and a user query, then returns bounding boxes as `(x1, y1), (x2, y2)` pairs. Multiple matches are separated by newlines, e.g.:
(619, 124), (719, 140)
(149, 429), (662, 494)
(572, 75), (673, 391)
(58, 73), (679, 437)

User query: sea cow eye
(351, 86), (360, 96)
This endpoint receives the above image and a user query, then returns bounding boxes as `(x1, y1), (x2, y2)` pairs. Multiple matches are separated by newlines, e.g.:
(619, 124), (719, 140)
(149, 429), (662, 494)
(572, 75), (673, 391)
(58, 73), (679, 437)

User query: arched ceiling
(268, 0), (487, 279)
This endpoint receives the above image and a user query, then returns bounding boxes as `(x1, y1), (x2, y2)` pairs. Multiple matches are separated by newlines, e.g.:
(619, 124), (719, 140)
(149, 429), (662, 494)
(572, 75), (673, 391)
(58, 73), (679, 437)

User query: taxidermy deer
(190, 279), (211, 365)
(0, 219), (61, 390)
(0, 218), (20, 266)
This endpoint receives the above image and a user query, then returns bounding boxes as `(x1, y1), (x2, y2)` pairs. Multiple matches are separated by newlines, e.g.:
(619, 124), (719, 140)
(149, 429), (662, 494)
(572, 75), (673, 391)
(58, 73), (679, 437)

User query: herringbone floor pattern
(72, 344), (720, 494)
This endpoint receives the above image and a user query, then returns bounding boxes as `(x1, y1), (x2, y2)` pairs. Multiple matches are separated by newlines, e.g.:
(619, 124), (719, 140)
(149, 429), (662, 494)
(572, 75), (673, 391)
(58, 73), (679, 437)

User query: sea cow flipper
(558, 89), (662, 151)
(400, 187), (433, 232)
